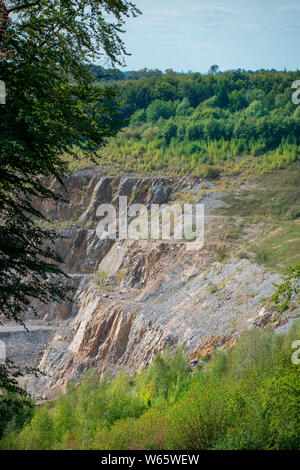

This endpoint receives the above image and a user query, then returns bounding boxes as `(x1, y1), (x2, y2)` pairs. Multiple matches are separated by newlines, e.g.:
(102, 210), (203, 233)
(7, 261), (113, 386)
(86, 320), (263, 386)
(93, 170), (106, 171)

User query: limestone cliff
(0, 168), (297, 399)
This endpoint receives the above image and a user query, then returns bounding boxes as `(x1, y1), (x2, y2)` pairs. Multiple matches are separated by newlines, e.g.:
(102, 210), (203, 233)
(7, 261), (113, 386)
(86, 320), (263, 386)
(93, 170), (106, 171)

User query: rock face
(1, 169), (295, 399)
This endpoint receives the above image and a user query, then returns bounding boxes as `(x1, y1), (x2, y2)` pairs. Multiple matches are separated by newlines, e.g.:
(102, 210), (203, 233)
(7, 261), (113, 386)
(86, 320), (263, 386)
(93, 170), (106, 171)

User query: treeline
(1, 321), (299, 450)
(91, 70), (300, 176)
(90, 65), (164, 81)
(108, 69), (299, 120)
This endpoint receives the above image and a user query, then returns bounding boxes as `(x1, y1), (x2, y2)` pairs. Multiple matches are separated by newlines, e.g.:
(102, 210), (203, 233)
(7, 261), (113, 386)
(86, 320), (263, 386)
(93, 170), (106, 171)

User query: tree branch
(7, 1), (40, 14)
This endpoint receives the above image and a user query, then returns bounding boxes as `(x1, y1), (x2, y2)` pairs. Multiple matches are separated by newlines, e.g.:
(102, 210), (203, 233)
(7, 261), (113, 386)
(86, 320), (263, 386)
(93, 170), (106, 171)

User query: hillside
(1, 70), (299, 451)
(1, 160), (299, 400)
(73, 70), (300, 177)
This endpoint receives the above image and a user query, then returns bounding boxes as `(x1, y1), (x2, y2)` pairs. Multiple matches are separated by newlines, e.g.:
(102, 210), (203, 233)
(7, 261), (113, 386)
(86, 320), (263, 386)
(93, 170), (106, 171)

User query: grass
(117, 268), (126, 286)
(219, 162), (300, 221)
(37, 216), (80, 229)
(209, 284), (218, 294)
(252, 222), (300, 272)
(94, 270), (109, 286)
(63, 139), (299, 180)
(216, 251), (230, 264)
(215, 161), (300, 273)
(94, 268), (127, 291)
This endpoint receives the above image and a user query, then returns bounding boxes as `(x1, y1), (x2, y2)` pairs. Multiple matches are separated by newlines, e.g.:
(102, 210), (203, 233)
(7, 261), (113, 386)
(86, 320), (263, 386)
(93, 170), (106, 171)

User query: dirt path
(0, 324), (59, 334)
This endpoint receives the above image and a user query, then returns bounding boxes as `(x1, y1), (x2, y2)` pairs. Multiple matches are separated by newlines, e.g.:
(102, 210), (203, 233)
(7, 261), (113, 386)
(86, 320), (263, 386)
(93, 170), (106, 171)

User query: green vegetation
(94, 268), (127, 291)
(1, 322), (300, 450)
(253, 224), (300, 271)
(1, 5), (299, 451)
(216, 163), (300, 273)
(94, 270), (110, 284)
(0, 0), (139, 394)
(93, 270), (115, 294)
(220, 163), (300, 221)
(0, 391), (34, 440)
(272, 263), (300, 313)
(67, 69), (300, 177)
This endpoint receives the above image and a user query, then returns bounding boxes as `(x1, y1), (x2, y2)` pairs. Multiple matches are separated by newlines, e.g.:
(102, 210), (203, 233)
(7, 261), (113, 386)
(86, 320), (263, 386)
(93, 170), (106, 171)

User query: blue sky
(118, 0), (300, 72)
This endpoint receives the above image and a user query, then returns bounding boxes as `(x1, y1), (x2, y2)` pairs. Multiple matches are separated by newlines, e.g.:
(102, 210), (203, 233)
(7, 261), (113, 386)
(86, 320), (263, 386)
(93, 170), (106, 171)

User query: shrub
(254, 246), (270, 264)
(260, 369), (300, 450)
(227, 327), (275, 380)
(93, 407), (169, 450)
(203, 165), (221, 179)
(0, 391), (34, 440)
(238, 252), (250, 259)
(166, 377), (234, 450)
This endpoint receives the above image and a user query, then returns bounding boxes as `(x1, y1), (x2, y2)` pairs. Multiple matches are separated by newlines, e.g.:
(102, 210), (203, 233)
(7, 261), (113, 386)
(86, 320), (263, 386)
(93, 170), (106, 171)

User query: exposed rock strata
(1, 170), (297, 399)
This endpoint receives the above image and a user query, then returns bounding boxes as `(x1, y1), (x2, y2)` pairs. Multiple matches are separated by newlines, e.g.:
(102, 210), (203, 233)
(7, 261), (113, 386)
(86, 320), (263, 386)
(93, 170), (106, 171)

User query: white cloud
(190, 6), (240, 14)
(147, 9), (182, 17)
(277, 6), (300, 12)
(147, 5), (240, 18)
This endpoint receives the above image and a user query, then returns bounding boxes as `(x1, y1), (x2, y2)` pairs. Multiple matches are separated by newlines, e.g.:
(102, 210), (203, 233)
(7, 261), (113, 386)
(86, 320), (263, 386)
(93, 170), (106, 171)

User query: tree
(161, 122), (177, 144)
(215, 83), (229, 109)
(176, 97), (191, 116)
(208, 64), (219, 75)
(245, 100), (266, 118)
(0, 0), (140, 394)
(165, 69), (176, 76)
(146, 100), (175, 122)
(0, 387), (34, 438)
(186, 122), (203, 141)
(229, 90), (248, 111)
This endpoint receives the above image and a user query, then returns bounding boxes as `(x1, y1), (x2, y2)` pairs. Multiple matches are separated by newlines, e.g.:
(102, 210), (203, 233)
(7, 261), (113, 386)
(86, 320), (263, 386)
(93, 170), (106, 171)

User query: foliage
(1, 322), (300, 450)
(0, 0), (139, 393)
(91, 69), (300, 177)
(272, 263), (300, 313)
(0, 388), (34, 439)
(166, 376), (233, 450)
(218, 163), (300, 273)
(0, 349), (38, 438)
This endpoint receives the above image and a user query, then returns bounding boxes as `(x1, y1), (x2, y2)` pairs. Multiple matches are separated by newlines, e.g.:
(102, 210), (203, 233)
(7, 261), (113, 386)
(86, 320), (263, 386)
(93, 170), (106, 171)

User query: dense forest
(72, 69), (300, 177)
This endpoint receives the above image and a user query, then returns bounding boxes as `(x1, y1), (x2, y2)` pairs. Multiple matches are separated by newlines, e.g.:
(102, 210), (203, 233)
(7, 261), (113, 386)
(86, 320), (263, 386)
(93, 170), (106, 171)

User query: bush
(260, 369), (300, 450)
(227, 327), (275, 380)
(238, 252), (250, 259)
(93, 407), (169, 450)
(0, 391), (34, 439)
(254, 246), (270, 264)
(203, 165), (221, 179)
(166, 377), (233, 450)
(289, 208), (300, 220)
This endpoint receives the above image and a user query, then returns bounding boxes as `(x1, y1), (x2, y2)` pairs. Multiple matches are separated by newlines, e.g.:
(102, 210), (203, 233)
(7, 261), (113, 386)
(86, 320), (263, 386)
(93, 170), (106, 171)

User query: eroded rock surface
(2, 170), (297, 399)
